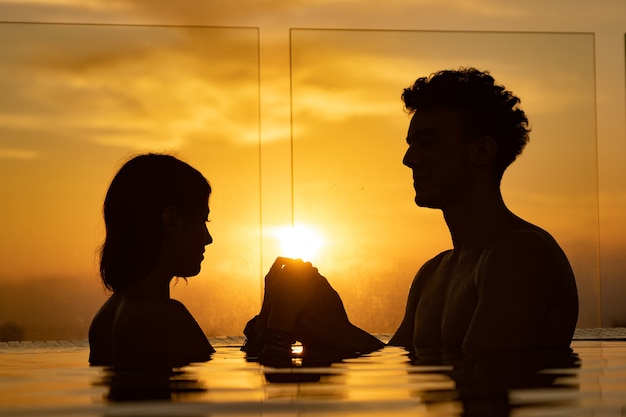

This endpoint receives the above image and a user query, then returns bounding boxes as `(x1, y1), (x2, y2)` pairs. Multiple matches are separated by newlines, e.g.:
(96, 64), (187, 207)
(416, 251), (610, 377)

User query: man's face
(402, 108), (474, 209)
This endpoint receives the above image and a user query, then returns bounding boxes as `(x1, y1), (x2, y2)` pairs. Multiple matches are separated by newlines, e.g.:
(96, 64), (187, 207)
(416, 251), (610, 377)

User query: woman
(89, 153), (215, 368)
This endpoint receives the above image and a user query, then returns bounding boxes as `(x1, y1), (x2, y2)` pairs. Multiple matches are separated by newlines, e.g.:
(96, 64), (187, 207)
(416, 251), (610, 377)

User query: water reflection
(244, 343), (349, 383)
(90, 344), (582, 415)
(98, 366), (206, 402)
(412, 347), (581, 416)
(256, 346), (581, 416)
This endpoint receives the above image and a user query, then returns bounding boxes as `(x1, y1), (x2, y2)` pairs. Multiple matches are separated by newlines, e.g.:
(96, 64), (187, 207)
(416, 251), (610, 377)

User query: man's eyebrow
(406, 128), (435, 144)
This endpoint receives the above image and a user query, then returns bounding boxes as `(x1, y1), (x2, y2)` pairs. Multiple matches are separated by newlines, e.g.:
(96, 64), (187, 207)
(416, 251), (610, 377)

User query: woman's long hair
(99, 154), (211, 292)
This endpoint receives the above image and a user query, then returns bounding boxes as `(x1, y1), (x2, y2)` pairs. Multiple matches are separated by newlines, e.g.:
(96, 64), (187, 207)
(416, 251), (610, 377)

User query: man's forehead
(409, 107), (463, 128)
(406, 108), (465, 142)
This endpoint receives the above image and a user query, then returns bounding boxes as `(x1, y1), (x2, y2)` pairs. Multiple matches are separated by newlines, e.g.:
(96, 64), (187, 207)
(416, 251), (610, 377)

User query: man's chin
(414, 196), (441, 209)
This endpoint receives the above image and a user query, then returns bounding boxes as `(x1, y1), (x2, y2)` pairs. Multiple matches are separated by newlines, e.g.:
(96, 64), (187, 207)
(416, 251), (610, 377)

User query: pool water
(1, 333), (626, 416)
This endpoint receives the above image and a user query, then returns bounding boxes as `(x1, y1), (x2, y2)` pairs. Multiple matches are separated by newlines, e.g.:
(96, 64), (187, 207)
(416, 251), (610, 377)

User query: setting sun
(275, 224), (324, 261)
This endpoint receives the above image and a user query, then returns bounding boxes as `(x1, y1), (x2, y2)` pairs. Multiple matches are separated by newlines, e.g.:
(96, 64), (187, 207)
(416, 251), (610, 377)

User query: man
(245, 68), (578, 363)
(386, 68), (578, 359)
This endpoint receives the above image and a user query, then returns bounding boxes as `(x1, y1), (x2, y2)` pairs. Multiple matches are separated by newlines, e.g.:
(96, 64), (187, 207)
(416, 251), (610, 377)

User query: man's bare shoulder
(404, 250), (453, 301)
(464, 221), (578, 350)
(497, 221), (562, 245)
(407, 250), (452, 290)
(418, 250), (452, 276)
(487, 222), (570, 265)
(477, 220), (575, 289)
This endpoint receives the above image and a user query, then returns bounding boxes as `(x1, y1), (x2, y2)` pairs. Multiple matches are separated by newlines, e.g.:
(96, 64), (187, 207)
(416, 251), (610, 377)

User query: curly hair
(99, 153), (211, 292)
(401, 67), (530, 183)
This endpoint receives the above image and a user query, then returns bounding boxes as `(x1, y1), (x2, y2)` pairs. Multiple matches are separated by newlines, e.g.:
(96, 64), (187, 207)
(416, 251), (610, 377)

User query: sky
(0, 0), (624, 339)
(0, 22), (264, 339)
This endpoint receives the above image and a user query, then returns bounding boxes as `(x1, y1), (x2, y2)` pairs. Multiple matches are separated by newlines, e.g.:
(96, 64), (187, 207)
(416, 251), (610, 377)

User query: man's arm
(294, 281), (384, 353)
(387, 273), (419, 348)
(463, 230), (578, 352)
(388, 252), (449, 349)
(245, 258), (384, 363)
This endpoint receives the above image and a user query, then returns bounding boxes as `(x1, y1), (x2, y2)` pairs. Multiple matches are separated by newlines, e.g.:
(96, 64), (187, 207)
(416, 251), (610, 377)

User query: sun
(275, 224), (324, 262)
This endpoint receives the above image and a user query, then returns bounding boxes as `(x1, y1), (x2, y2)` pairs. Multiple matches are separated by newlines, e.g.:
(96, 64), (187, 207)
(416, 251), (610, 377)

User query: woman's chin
(178, 266), (202, 278)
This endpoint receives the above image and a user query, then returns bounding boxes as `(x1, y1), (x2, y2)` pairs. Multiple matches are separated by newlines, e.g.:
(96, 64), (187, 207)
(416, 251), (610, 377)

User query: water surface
(2, 335), (626, 416)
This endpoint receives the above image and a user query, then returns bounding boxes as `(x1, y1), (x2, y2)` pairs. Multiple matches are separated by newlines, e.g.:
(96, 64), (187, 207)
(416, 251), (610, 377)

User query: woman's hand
(252, 257), (290, 334)
(266, 258), (327, 332)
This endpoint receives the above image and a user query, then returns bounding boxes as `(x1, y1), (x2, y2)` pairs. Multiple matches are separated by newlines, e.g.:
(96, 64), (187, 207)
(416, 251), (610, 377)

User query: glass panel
(290, 29), (599, 330)
(0, 23), (261, 340)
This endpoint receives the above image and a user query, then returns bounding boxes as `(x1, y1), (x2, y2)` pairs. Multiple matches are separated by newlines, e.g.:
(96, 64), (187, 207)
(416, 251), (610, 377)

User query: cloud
(288, 29), (596, 146)
(0, 147), (39, 160)
(0, 23), (260, 150)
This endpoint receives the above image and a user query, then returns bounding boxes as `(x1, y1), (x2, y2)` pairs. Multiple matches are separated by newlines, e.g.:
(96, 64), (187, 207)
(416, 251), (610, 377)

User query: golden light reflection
(275, 224), (324, 262)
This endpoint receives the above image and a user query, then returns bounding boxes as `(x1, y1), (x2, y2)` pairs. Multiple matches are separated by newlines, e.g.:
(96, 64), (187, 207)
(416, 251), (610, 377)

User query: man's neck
(443, 188), (516, 250)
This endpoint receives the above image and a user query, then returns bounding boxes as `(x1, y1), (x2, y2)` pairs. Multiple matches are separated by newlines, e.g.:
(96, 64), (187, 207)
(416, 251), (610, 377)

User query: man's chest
(412, 252), (482, 348)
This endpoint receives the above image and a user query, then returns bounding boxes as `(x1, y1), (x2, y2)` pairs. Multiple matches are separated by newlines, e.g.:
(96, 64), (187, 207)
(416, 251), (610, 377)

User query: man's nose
(403, 146), (419, 168)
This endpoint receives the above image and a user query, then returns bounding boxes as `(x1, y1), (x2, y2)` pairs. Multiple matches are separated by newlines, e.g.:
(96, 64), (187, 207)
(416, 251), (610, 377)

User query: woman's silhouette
(89, 153), (215, 368)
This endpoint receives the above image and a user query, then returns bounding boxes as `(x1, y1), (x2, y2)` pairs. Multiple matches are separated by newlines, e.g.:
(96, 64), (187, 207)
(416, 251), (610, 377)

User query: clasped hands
(253, 257), (335, 337)
(245, 257), (384, 357)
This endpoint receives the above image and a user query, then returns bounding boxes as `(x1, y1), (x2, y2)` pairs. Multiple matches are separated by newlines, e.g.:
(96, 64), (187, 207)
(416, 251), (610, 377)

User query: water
(1, 335), (626, 416)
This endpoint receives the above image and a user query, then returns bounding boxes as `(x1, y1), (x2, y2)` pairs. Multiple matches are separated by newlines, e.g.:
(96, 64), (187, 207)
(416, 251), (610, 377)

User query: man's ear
(161, 205), (182, 235)
(471, 136), (497, 166)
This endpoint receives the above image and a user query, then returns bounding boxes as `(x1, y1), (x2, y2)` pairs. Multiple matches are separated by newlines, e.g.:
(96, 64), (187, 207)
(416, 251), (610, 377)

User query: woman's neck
(142, 269), (172, 299)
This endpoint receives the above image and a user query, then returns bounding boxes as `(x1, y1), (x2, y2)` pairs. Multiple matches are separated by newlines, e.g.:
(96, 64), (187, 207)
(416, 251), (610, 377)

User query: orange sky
(0, 0), (624, 338)
(288, 28), (601, 328)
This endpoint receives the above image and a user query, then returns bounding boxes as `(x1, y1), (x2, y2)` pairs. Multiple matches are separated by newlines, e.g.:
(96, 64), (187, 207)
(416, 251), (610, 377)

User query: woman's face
(170, 200), (213, 278)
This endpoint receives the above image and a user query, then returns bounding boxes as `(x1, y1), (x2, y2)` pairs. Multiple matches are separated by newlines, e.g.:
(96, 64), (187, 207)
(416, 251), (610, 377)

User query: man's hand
(267, 258), (327, 331)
